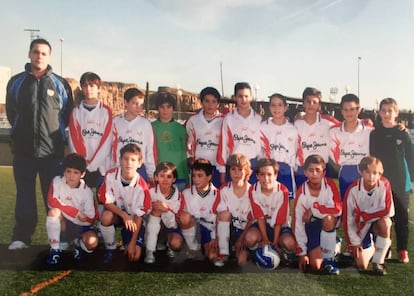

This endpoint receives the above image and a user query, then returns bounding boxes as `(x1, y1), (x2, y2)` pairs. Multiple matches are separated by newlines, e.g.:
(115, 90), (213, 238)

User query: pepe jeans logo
(302, 141), (326, 151)
(82, 128), (103, 137)
(233, 134), (256, 144)
(341, 149), (366, 159)
(197, 138), (218, 148)
(270, 143), (289, 153)
(118, 136), (143, 145)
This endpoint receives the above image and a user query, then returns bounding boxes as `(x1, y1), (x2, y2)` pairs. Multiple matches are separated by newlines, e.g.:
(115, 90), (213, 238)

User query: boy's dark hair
(156, 92), (176, 110)
(120, 143), (142, 159)
(340, 94), (359, 107)
(358, 156), (383, 173)
(302, 87), (321, 101)
(379, 97), (398, 110)
(304, 154), (326, 170)
(268, 93), (287, 106)
(80, 72), (102, 88)
(124, 87), (145, 101)
(200, 87), (221, 102)
(234, 82), (251, 95)
(191, 158), (214, 176)
(29, 38), (51, 52)
(256, 158), (279, 175)
(63, 153), (87, 173)
(154, 161), (178, 179)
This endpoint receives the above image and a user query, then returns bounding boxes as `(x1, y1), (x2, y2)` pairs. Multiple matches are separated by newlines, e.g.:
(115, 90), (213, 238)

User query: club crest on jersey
(160, 131), (172, 143)
(47, 89), (55, 96)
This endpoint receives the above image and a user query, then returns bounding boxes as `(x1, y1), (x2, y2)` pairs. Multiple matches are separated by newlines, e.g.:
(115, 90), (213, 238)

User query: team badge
(47, 89), (55, 96)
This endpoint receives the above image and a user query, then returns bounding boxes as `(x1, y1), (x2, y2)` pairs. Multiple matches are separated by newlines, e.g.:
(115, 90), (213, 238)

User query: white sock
(99, 224), (117, 250)
(217, 221), (230, 255)
(46, 216), (61, 250)
(146, 215), (161, 252)
(321, 229), (336, 260)
(372, 236), (391, 264)
(182, 226), (199, 251)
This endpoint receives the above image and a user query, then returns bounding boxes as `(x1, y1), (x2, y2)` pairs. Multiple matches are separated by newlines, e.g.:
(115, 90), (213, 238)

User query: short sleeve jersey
(48, 176), (97, 226)
(98, 167), (151, 217)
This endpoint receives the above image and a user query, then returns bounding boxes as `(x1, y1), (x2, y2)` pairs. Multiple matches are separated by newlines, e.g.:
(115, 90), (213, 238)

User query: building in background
(0, 66), (11, 127)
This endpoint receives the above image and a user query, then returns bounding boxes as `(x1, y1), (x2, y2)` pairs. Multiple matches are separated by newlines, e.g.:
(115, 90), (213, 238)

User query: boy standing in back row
(112, 87), (157, 186)
(185, 87), (224, 187)
(152, 93), (189, 190)
(68, 72), (113, 189)
(294, 87), (339, 188)
(217, 82), (262, 185)
(330, 94), (373, 199)
(370, 98), (414, 263)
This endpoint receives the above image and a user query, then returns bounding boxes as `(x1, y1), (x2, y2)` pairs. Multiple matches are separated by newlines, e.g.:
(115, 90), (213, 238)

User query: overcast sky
(1, 0), (413, 110)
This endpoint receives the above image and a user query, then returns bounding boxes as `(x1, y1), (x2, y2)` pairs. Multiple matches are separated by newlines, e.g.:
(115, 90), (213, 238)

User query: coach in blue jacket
(6, 38), (74, 250)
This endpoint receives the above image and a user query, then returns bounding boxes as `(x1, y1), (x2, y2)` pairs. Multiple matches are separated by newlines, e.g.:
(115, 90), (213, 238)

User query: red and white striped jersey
(47, 176), (97, 226)
(68, 101), (113, 174)
(294, 113), (338, 166)
(330, 120), (373, 166)
(249, 181), (291, 227)
(294, 177), (342, 255)
(98, 167), (151, 217)
(217, 109), (262, 172)
(343, 177), (394, 246)
(112, 113), (158, 177)
(260, 118), (298, 168)
(185, 110), (223, 169)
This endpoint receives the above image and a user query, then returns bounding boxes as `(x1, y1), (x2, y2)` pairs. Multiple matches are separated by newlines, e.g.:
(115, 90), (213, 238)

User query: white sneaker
(8, 240), (29, 250)
(144, 250), (155, 264)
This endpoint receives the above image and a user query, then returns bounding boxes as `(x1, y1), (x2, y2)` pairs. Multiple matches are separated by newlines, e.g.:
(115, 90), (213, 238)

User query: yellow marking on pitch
(19, 270), (72, 296)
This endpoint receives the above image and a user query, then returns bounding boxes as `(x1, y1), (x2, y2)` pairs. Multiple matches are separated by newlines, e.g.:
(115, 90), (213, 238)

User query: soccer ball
(255, 245), (280, 270)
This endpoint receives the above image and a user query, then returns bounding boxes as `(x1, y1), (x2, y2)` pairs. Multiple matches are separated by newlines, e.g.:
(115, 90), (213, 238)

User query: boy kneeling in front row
(98, 143), (151, 263)
(343, 156), (394, 275)
(46, 153), (99, 264)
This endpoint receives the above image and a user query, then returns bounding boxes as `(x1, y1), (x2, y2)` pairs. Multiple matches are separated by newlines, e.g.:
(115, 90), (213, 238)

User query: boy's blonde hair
(226, 153), (252, 182)
(358, 156), (384, 174)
